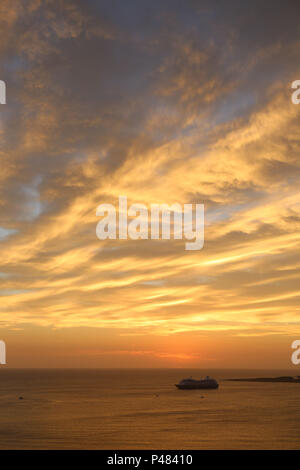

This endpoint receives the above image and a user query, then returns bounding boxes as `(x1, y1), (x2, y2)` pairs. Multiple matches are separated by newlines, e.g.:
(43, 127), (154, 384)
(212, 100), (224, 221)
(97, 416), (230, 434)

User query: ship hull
(175, 383), (219, 390)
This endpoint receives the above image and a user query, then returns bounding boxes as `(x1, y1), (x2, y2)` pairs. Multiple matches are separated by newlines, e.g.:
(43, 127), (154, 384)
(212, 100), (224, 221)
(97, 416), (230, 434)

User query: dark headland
(227, 376), (300, 383)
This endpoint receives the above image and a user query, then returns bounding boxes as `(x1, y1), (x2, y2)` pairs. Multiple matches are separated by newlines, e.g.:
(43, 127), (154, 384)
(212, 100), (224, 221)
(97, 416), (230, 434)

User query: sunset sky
(1, 0), (300, 368)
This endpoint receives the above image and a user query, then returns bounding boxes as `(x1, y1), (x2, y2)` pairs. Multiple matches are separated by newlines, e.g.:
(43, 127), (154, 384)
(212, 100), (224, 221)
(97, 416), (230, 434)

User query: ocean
(0, 368), (299, 450)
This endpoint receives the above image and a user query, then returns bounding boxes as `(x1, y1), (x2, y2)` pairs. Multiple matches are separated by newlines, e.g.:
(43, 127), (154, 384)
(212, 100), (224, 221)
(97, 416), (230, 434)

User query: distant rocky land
(227, 376), (300, 383)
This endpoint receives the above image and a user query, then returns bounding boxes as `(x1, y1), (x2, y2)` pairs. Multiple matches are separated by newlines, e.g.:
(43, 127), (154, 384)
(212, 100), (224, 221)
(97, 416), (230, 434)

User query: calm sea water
(0, 368), (300, 449)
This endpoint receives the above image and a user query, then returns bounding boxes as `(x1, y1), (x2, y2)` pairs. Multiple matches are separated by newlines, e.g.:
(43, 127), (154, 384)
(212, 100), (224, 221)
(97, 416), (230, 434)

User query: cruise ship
(175, 376), (219, 390)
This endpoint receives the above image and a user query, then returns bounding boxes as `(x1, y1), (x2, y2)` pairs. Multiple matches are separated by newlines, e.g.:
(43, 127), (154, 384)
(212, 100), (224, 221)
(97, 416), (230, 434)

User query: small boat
(175, 376), (219, 390)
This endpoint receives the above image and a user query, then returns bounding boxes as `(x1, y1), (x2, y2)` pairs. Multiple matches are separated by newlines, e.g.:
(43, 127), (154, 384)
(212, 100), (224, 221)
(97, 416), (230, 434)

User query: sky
(1, 0), (300, 368)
